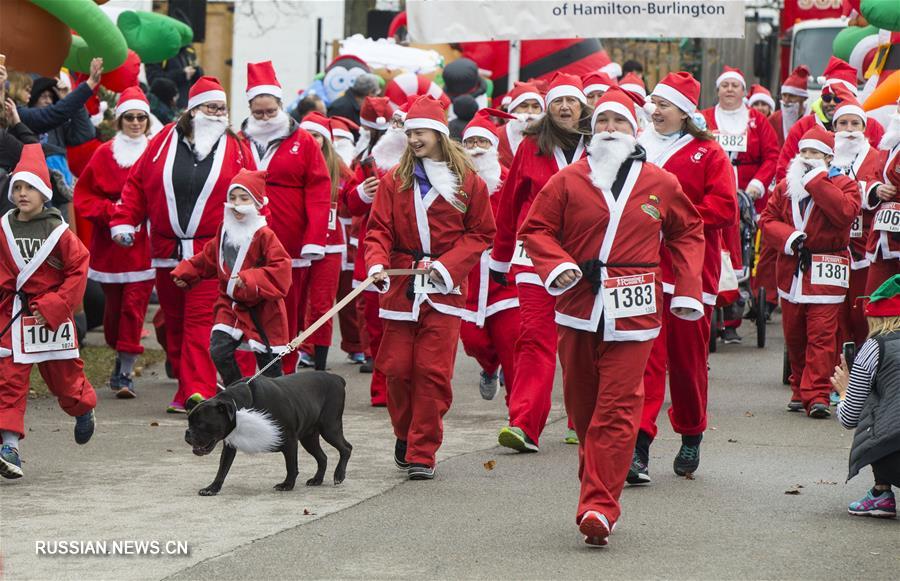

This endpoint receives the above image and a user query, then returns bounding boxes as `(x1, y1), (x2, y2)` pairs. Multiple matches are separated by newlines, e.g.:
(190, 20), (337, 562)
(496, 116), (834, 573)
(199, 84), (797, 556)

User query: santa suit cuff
(301, 244), (326, 260)
(801, 166), (828, 187)
(864, 181), (884, 210)
(488, 257), (511, 273)
(110, 224), (136, 238)
(784, 231), (805, 256)
(429, 261), (454, 294)
(746, 179), (765, 197)
(670, 296), (704, 321)
(356, 182), (374, 204)
(544, 262), (582, 296)
(367, 264), (390, 293)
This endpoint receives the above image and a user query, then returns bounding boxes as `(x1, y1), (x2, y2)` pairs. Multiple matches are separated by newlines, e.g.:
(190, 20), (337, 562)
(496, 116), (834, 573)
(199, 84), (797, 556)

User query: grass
(28, 346), (167, 398)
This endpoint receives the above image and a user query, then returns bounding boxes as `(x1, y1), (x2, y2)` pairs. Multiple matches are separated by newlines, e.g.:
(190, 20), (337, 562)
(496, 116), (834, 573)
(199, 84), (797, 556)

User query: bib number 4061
(874, 204), (900, 233)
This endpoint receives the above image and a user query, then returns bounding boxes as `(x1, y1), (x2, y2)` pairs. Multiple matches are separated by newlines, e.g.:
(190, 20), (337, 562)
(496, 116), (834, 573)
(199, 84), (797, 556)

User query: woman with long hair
(365, 95), (495, 480)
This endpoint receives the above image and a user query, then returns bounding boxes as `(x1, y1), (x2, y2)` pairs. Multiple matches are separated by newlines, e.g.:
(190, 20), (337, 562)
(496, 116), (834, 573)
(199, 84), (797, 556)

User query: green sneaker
(498, 426), (539, 453)
(564, 428), (579, 445)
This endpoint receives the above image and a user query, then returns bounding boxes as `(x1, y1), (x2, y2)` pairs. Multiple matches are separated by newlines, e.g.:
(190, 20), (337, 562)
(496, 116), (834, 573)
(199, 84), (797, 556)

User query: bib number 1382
(602, 273), (656, 319)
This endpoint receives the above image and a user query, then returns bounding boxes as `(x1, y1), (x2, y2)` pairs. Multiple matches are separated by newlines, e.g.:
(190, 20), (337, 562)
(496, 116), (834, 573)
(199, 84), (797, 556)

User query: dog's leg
(300, 432), (327, 486)
(320, 424), (352, 486)
(274, 438), (298, 491)
(199, 445), (236, 496)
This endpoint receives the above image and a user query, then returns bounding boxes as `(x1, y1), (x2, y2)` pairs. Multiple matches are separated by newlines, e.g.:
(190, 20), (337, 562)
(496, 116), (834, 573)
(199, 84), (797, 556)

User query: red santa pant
(361, 290), (387, 404)
(377, 303), (460, 467)
(100, 280), (154, 354)
(752, 242), (779, 305)
(338, 269), (365, 354)
(782, 300), (841, 409)
(155, 270), (219, 404)
(460, 306), (520, 404)
(641, 295), (712, 439)
(301, 253), (342, 350)
(0, 356), (96, 438)
(840, 267), (869, 347)
(866, 258), (900, 294)
(282, 267), (310, 373)
(558, 327), (653, 525)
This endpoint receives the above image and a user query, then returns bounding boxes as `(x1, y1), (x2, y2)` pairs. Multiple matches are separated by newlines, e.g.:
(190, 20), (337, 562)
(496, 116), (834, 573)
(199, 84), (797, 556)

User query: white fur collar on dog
(224, 408), (283, 454)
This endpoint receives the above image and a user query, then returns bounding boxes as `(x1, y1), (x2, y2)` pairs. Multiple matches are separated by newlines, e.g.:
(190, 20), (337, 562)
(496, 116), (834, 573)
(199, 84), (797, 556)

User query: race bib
(850, 214), (863, 239)
(511, 240), (534, 267)
(412, 259), (461, 295)
(873, 203), (900, 233)
(328, 206), (337, 231)
(810, 255), (849, 288)
(715, 131), (747, 153)
(602, 273), (656, 319)
(21, 317), (76, 354)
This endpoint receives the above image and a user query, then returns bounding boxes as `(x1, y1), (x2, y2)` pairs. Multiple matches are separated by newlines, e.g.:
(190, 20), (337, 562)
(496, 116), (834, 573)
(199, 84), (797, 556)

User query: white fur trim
(224, 408), (283, 454)
(670, 296), (704, 320)
(716, 71), (745, 88)
(404, 117), (449, 135)
(116, 99), (150, 117)
(748, 93), (775, 111)
(333, 128), (354, 141)
(651, 83), (696, 115)
(8, 172), (52, 201)
(823, 79), (858, 96)
(489, 257), (511, 273)
(463, 126), (498, 147)
(801, 166), (828, 187)
(545, 85), (587, 105)
(508, 92), (544, 112)
(301, 243), (325, 260)
(784, 231), (805, 255)
(247, 85), (283, 101)
(834, 105), (867, 126)
(188, 90), (227, 111)
(747, 179), (765, 196)
(430, 260), (454, 294)
(360, 117), (389, 130)
(421, 158), (459, 200)
(781, 85), (808, 98)
(798, 139), (833, 156)
(584, 83), (611, 96)
(591, 102), (637, 133)
(544, 262), (581, 296)
(356, 182), (374, 205)
(110, 224), (136, 238)
(620, 83), (646, 98)
(300, 121), (331, 141)
(88, 268), (156, 283)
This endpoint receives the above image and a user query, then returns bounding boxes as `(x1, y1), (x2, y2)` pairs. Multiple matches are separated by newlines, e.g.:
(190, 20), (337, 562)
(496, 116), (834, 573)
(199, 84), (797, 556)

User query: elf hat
(865, 275), (900, 316)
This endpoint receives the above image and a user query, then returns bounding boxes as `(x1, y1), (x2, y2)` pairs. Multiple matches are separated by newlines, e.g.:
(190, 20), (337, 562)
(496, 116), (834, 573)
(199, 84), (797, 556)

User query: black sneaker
(394, 439), (410, 470)
(808, 403), (831, 419)
(673, 442), (701, 476)
(787, 400), (803, 412)
(721, 327), (742, 344)
(407, 463), (435, 480)
(360, 357), (374, 374)
(626, 449), (651, 485)
(74, 410), (95, 445)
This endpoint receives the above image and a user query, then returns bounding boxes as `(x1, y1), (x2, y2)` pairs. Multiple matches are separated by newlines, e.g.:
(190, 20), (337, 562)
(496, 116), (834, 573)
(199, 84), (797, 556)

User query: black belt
(578, 259), (659, 296)
(395, 248), (433, 299)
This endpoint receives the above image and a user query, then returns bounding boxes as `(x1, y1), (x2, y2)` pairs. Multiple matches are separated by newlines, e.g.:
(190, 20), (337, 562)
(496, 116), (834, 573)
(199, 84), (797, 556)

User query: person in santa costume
(73, 87), (155, 398)
(0, 144), (96, 480)
(770, 66), (810, 147)
(748, 84), (775, 118)
(459, 108), (520, 402)
(701, 66), (780, 344)
(519, 88), (705, 547)
(172, 169), (291, 387)
(238, 61), (332, 374)
(111, 75), (254, 413)
(863, 97), (900, 294)
(365, 95), (495, 480)
(492, 73), (592, 451)
(776, 57), (885, 183)
(582, 71), (618, 108)
(760, 125), (859, 417)
(632, 71), (736, 482)
(497, 82), (545, 167)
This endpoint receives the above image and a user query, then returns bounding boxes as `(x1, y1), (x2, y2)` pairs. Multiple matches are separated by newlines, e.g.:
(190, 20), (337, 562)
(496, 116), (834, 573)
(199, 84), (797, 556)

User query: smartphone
(842, 341), (857, 370)
(360, 156), (377, 180)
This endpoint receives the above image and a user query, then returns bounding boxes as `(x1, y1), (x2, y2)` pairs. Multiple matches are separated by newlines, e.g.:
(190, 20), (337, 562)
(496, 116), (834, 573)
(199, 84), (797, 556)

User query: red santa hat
(246, 61), (282, 101)
(582, 71), (618, 96)
(819, 56), (858, 96)
(300, 112), (333, 142)
(331, 116), (358, 142)
(545, 73), (586, 106)
(747, 84), (775, 111)
(618, 72), (646, 99)
(188, 76), (227, 111)
(228, 168), (269, 207)
(8, 143), (52, 202)
(833, 90), (868, 127)
(115, 86), (150, 117)
(392, 95), (419, 122)
(651, 71), (700, 115)
(781, 65), (810, 98)
(591, 88), (640, 135)
(360, 96), (393, 131)
(505, 82), (545, 112)
(403, 95), (449, 136)
(462, 108), (515, 147)
(798, 125), (835, 156)
(716, 65), (746, 89)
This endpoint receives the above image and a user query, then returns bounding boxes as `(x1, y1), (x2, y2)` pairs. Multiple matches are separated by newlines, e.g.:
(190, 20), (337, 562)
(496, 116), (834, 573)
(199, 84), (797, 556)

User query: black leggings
(209, 330), (282, 387)
(872, 449), (900, 488)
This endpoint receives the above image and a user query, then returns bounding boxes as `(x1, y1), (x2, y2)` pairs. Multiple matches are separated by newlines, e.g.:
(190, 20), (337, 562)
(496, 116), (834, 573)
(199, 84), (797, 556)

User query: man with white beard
(760, 125), (859, 418)
(769, 66), (810, 146)
(497, 82), (544, 167)
(112, 76), (254, 413)
(239, 61), (331, 373)
(863, 97), (900, 294)
(519, 87), (705, 547)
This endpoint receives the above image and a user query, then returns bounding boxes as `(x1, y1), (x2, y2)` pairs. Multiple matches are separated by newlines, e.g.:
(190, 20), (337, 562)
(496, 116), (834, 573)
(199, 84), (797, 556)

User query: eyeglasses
(122, 114), (148, 123)
(199, 103), (228, 115)
(250, 108), (280, 120)
(821, 94), (843, 104)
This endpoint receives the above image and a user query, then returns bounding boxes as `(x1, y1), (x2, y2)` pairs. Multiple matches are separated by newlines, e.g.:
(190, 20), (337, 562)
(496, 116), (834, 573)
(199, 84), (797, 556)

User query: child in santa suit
(365, 96), (495, 480)
(0, 144), (97, 480)
(760, 125), (860, 417)
(172, 169), (291, 387)
(73, 87), (155, 398)
(459, 109), (520, 402)
(863, 98), (900, 294)
(497, 82), (545, 167)
(519, 89), (705, 547)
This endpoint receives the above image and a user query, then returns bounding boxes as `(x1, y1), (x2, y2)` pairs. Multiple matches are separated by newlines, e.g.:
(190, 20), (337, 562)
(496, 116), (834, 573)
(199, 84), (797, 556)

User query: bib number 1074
(602, 273), (656, 319)
(22, 317), (76, 353)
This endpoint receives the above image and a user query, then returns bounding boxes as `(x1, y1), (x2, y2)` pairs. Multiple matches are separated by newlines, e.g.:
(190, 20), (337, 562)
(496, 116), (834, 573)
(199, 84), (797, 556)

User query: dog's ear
(218, 400), (237, 424)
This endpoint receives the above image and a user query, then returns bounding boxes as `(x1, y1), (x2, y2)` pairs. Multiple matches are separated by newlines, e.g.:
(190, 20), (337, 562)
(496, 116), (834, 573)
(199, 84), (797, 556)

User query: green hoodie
(8, 207), (65, 264)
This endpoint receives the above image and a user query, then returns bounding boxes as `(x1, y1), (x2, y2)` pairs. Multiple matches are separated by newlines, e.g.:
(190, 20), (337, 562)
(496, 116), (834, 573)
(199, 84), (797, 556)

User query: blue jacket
(17, 83), (94, 135)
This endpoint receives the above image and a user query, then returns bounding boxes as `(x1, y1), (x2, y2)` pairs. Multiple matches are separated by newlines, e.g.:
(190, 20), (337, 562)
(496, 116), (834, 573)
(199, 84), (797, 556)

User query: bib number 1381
(602, 273), (656, 319)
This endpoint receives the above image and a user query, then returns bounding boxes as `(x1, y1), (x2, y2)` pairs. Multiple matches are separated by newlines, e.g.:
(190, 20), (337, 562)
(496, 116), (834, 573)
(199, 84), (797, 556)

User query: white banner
(407, 0), (746, 43)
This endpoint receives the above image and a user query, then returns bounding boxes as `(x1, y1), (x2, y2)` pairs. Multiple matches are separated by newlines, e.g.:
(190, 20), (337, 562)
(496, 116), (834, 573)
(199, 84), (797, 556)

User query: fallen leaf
(303, 508), (316, 516)
(52, 428), (59, 432)
(166, 449), (173, 453)
(727, 438), (738, 443)
(684, 473), (695, 480)
(796, 484), (805, 488)
(134, 366), (143, 377)
(744, 411), (755, 417)
(784, 489), (801, 495)
(150, 422), (159, 427)
(483, 460), (496, 471)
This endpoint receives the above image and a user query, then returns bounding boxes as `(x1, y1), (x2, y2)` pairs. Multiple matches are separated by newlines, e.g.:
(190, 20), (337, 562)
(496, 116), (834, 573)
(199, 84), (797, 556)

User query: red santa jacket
(242, 126), (332, 268)
(490, 134), (586, 285)
(364, 166), (496, 321)
(337, 173), (360, 271)
(520, 156), (705, 341)
(172, 223), (292, 353)
(497, 123), (529, 168)
(769, 110), (787, 147)
(834, 142), (884, 269)
(759, 167), (860, 304)
(347, 163), (388, 290)
(73, 137), (154, 283)
(776, 114), (885, 182)
(864, 143), (900, 262)
(701, 106), (779, 196)
(111, 123), (253, 268)
(0, 213), (89, 363)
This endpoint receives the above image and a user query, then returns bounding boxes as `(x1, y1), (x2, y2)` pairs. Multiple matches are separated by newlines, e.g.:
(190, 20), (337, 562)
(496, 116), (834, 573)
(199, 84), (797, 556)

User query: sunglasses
(821, 94), (843, 104)
(122, 114), (148, 123)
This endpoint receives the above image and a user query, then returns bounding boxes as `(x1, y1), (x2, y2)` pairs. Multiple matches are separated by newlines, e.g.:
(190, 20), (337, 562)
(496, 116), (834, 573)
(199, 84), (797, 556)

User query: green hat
(865, 275), (900, 317)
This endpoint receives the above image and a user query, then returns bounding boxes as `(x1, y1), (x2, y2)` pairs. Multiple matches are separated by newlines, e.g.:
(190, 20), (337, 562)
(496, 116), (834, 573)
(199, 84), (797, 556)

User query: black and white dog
(185, 371), (352, 496)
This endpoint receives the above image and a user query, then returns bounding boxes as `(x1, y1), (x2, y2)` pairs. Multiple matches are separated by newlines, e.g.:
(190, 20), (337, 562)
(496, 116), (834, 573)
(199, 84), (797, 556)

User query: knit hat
(819, 56), (858, 96)
(115, 86), (150, 117)
(716, 65), (746, 88)
(360, 96), (393, 131)
(618, 72), (646, 99)
(591, 88), (639, 134)
(865, 275), (900, 316)
(404, 95), (449, 136)
(8, 143), (52, 202)
(833, 90), (867, 127)
(246, 61), (282, 101)
(582, 71), (618, 96)
(505, 82), (545, 112)
(651, 71), (701, 115)
(781, 65), (811, 98)
(188, 76), (227, 111)
(228, 168), (268, 207)
(798, 125), (835, 156)
(463, 108), (515, 147)
(545, 73), (587, 106)
(300, 112), (333, 141)
(747, 84), (775, 111)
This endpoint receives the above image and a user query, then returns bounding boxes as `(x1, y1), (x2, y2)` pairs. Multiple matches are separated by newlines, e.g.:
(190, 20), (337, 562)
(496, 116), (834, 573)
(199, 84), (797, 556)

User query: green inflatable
(832, 25), (878, 62)
(862, 0), (900, 31)
(117, 11), (194, 64)
(29, 0), (128, 72)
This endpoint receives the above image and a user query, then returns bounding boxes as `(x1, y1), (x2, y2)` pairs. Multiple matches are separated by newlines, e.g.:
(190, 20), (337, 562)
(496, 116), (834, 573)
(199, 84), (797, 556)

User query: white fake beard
(245, 110), (290, 147)
(422, 158), (460, 200)
(508, 112), (544, 139)
(111, 132), (148, 168)
(467, 146), (502, 194)
(222, 203), (266, 249)
(334, 138), (356, 165)
(781, 102), (802, 134)
(371, 127), (407, 170)
(786, 156), (826, 201)
(832, 131), (866, 169)
(192, 112), (229, 161)
(587, 131), (637, 191)
(879, 112), (900, 151)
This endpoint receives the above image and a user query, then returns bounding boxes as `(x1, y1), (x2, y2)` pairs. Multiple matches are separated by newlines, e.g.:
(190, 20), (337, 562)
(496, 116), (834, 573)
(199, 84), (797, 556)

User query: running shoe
(479, 370), (499, 400)
(0, 444), (23, 479)
(348, 352), (366, 364)
(627, 449), (651, 485)
(74, 410), (95, 445)
(498, 426), (539, 453)
(848, 488), (896, 518)
(298, 351), (315, 368)
(394, 439), (410, 470)
(564, 428), (579, 445)
(579, 511), (610, 547)
(829, 391), (841, 406)
(787, 400), (804, 412)
(114, 375), (136, 399)
(721, 327), (743, 344)
(673, 443), (700, 476)
(407, 463), (435, 480)
(167, 401), (187, 414)
(808, 403), (831, 419)
(360, 357), (374, 374)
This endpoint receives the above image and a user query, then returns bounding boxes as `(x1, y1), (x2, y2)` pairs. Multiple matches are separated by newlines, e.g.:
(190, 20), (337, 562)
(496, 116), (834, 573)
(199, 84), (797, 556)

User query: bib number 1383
(602, 273), (656, 319)
(22, 317), (76, 353)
